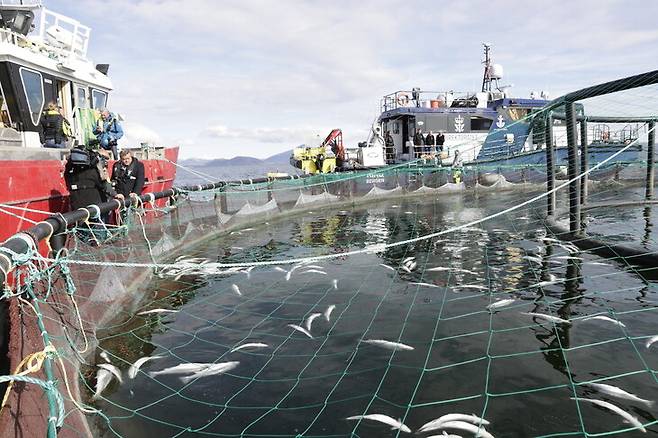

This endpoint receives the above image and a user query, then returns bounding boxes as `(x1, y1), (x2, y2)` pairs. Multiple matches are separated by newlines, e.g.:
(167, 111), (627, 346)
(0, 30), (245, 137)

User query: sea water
(91, 185), (658, 437)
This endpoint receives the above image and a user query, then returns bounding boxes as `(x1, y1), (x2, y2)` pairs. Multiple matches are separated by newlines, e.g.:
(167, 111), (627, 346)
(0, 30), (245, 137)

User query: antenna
(481, 43), (492, 93)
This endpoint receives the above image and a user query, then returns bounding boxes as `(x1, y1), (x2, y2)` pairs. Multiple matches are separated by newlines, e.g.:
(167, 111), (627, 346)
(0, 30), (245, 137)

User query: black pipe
(647, 121), (656, 200)
(580, 119), (588, 207)
(558, 70), (658, 105)
(545, 112), (556, 216)
(551, 114), (657, 123)
(565, 102), (581, 235)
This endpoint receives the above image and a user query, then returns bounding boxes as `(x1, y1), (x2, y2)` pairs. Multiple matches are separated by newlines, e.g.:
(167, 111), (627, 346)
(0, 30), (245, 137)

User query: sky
(48, 0), (658, 160)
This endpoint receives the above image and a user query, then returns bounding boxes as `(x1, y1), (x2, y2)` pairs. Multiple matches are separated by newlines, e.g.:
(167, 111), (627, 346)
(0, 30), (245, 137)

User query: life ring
(397, 93), (410, 107)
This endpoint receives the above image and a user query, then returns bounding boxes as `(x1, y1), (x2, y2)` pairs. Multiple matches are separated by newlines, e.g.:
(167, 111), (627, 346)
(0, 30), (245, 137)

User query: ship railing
(380, 90), (480, 112)
(0, 0), (42, 7)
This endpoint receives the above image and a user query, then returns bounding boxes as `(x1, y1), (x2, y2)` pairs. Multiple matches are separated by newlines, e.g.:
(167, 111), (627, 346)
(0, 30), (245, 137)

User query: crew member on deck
(65, 148), (118, 212)
(39, 102), (70, 148)
(425, 131), (435, 154)
(384, 130), (395, 163)
(413, 128), (425, 158)
(436, 130), (446, 153)
(111, 150), (145, 199)
(95, 109), (123, 159)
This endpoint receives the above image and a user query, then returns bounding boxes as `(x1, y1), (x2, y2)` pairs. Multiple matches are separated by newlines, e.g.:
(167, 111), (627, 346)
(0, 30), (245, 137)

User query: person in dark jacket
(64, 148), (117, 210)
(40, 102), (69, 148)
(413, 129), (425, 158)
(425, 131), (435, 153)
(436, 131), (446, 152)
(111, 150), (145, 199)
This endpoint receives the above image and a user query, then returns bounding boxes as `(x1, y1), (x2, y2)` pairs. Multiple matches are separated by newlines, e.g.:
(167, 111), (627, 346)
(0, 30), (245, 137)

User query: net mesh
(0, 81), (657, 438)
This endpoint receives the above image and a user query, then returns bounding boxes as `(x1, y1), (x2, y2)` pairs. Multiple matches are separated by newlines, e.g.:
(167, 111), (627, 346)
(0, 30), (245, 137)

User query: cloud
(58, 0), (658, 160)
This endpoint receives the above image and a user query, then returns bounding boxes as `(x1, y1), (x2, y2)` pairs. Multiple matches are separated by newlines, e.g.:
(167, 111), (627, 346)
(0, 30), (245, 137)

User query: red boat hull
(0, 147), (179, 244)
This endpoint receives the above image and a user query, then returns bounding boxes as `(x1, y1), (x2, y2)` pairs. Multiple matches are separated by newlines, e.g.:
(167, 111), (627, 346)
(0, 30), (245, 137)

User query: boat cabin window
(91, 89), (107, 109)
(470, 117), (493, 131)
(75, 86), (88, 109)
(19, 67), (44, 126)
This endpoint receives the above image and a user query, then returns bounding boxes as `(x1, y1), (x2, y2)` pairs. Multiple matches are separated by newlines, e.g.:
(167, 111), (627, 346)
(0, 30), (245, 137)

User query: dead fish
(303, 269), (328, 275)
(411, 282), (441, 288)
(231, 284), (242, 296)
(304, 313), (322, 332)
(128, 356), (163, 379)
(585, 382), (654, 408)
(230, 342), (268, 353)
(646, 335), (658, 349)
(332, 279), (338, 289)
(324, 305), (336, 322)
(436, 421), (494, 438)
(585, 261), (611, 267)
(345, 414), (411, 433)
(418, 413), (490, 433)
(379, 264), (396, 271)
(541, 237), (561, 244)
(274, 267), (287, 273)
(137, 308), (179, 316)
(404, 261), (418, 272)
(302, 264), (324, 270)
(571, 398), (646, 433)
(179, 361), (240, 384)
(454, 284), (488, 291)
(427, 267), (477, 275)
(523, 255), (542, 264)
(149, 362), (216, 378)
(486, 299), (516, 310)
(92, 368), (113, 400)
(425, 433), (462, 438)
(98, 363), (123, 385)
(230, 246), (244, 251)
(523, 312), (571, 325)
(580, 315), (626, 328)
(403, 257), (415, 264)
(363, 339), (414, 351)
(287, 324), (313, 339)
(243, 266), (255, 279)
(99, 350), (111, 363)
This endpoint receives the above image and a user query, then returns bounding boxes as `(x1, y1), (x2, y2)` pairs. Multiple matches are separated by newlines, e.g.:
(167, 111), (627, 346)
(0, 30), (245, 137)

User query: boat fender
(397, 93), (410, 107)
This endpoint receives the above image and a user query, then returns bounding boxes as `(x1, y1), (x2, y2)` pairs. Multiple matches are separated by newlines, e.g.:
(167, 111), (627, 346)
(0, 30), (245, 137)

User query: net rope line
(38, 124), (655, 273)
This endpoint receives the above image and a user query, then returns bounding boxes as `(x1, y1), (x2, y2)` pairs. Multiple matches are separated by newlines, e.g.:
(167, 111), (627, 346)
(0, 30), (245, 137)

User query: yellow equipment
(290, 146), (337, 174)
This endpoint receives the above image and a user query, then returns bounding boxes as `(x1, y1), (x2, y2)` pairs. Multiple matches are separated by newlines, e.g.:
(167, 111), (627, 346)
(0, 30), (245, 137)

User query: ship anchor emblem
(454, 115), (465, 133)
(496, 115), (506, 128)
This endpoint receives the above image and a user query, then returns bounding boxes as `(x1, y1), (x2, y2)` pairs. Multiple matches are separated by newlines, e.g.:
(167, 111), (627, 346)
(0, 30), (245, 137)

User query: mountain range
(180, 149), (292, 167)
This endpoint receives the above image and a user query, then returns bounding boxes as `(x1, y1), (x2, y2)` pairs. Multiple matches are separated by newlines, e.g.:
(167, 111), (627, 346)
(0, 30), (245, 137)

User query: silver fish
(425, 433), (462, 438)
(230, 342), (268, 353)
(585, 382), (654, 407)
(403, 257), (415, 264)
(137, 308), (179, 316)
(98, 363), (123, 385)
(571, 398), (646, 433)
(379, 264), (396, 271)
(454, 284), (488, 291)
(92, 368), (113, 400)
(436, 421), (494, 438)
(128, 355), (163, 379)
(303, 269), (328, 275)
(363, 339), (414, 351)
(646, 335), (658, 349)
(581, 315), (626, 328)
(288, 324), (313, 339)
(324, 305), (336, 322)
(99, 350), (111, 363)
(523, 255), (542, 264)
(411, 282), (441, 288)
(345, 414), (411, 433)
(523, 312), (571, 325)
(332, 279), (338, 289)
(244, 266), (255, 279)
(304, 313), (322, 332)
(149, 362), (215, 378)
(427, 267), (477, 275)
(418, 413), (490, 433)
(302, 264), (324, 270)
(274, 267), (287, 273)
(486, 299), (515, 310)
(179, 361), (239, 384)
(231, 284), (242, 296)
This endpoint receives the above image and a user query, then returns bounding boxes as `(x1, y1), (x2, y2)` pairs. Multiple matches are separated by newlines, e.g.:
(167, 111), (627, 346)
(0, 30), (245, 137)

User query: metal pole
(580, 119), (588, 205)
(565, 102), (581, 235)
(545, 112), (556, 216)
(646, 120), (655, 200)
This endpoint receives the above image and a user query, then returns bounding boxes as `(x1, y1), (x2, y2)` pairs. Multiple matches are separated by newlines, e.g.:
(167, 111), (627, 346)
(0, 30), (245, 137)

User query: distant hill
(180, 149), (293, 167)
